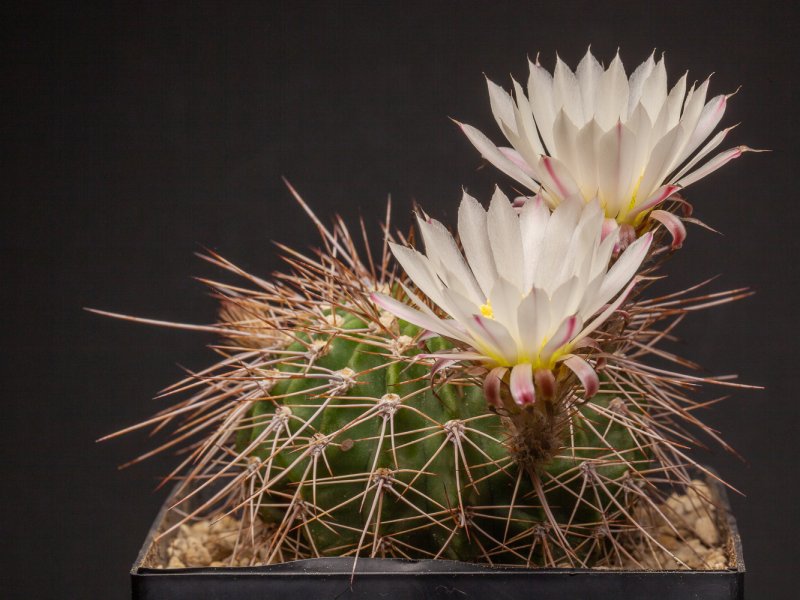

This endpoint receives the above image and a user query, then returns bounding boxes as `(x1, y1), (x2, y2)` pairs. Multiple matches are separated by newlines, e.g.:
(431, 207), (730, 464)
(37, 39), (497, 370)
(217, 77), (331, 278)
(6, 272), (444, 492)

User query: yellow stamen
(480, 300), (494, 319)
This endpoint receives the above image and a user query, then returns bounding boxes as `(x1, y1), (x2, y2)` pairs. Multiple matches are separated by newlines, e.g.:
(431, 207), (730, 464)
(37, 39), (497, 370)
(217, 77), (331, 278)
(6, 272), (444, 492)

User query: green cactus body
(241, 311), (648, 565)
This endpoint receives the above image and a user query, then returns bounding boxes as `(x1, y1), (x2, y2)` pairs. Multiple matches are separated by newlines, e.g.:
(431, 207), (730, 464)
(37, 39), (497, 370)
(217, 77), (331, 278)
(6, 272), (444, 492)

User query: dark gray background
(3, 1), (797, 598)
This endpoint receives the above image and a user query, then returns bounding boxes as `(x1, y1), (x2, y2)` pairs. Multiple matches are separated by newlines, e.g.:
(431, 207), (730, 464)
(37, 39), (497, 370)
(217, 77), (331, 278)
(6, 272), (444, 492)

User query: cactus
(97, 50), (755, 570)
(97, 188), (746, 569)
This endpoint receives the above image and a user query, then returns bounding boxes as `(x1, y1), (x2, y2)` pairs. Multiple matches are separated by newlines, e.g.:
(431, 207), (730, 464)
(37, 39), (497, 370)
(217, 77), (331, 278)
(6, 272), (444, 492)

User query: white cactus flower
(459, 49), (755, 231)
(372, 188), (652, 405)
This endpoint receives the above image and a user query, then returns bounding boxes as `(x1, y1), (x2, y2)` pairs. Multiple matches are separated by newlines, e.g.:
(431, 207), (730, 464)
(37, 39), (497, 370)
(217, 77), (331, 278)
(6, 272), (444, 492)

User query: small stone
(190, 520), (211, 536)
(168, 537), (187, 555)
(674, 546), (696, 565)
(206, 540), (230, 561)
(694, 515), (720, 546)
(665, 494), (686, 516)
(686, 479), (713, 508)
(704, 550), (727, 569)
(688, 538), (707, 553)
(680, 494), (698, 515)
(657, 533), (680, 551)
(182, 537), (213, 567)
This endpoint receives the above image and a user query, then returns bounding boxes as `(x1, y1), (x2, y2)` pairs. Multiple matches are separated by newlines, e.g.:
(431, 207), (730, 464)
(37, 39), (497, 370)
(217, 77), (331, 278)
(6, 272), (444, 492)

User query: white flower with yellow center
(371, 188), (652, 406)
(459, 49), (755, 233)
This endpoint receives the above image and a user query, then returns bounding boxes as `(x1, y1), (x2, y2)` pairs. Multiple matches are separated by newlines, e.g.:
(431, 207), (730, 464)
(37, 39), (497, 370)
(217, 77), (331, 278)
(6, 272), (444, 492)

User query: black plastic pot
(131, 477), (745, 600)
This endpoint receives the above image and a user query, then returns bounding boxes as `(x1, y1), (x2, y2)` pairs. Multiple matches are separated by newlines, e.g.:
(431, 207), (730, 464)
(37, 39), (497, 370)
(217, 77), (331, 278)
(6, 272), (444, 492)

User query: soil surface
(156, 479), (731, 570)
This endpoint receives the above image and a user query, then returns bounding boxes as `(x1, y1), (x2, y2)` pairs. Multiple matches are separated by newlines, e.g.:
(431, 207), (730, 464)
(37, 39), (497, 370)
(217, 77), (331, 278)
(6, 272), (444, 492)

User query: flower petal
(487, 188), (525, 291)
(597, 121), (637, 218)
(650, 209), (687, 249)
(498, 147), (537, 177)
(511, 78), (546, 157)
(510, 362), (536, 405)
(541, 314), (582, 362)
(518, 195), (551, 291)
(534, 368), (556, 398)
(626, 51), (655, 115)
(562, 355), (599, 398)
(459, 122), (539, 191)
(589, 232), (652, 316)
(484, 366), (507, 408)
(471, 313), (519, 365)
(675, 146), (754, 188)
(576, 48), (603, 119)
(595, 52), (629, 130)
(458, 192), (497, 297)
(665, 72), (688, 130)
(527, 58), (557, 153)
(416, 215), (483, 305)
(487, 277), (522, 340)
(577, 274), (640, 341)
(487, 77), (519, 136)
(537, 155), (581, 203)
(533, 196), (582, 287)
(553, 55), (583, 124)
(371, 293), (459, 341)
(516, 289), (545, 359)
(552, 109), (580, 174)
(683, 93), (728, 159)
(574, 119), (603, 200)
(636, 123), (683, 206)
(389, 243), (448, 310)
(626, 184), (680, 222)
(671, 125), (736, 183)
(668, 79), (710, 170)
(638, 55), (667, 121)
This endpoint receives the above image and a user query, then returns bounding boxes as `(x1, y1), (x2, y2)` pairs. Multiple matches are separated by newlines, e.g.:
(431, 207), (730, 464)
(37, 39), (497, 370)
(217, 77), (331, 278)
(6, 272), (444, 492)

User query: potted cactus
(99, 49), (756, 599)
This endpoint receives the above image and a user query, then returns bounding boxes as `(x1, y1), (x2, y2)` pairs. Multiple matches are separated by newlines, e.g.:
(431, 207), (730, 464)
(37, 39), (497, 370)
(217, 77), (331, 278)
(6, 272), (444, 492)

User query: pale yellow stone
(657, 533), (680, 551)
(680, 494), (699, 515)
(704, 550), (727, 569)
(665, 493), (686, 516)
(182, 537), (213, 567)
(674, 546), (697, 565)
(688, 538), (707, 553)
(190, 520), (211, 536)
(694, 515), (720, 546)
(686, 479), (714, 504)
